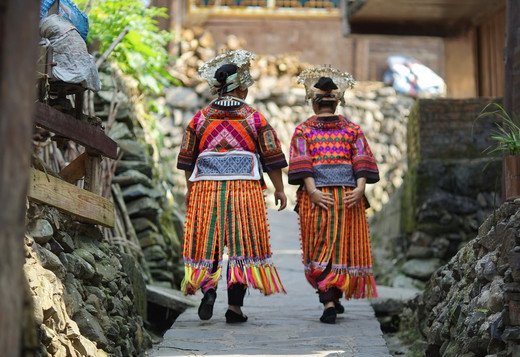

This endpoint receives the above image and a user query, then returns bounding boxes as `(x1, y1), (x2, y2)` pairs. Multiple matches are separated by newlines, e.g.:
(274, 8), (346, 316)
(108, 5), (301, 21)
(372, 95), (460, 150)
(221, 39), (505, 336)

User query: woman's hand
(185, 188), (191, 208)
(267, 170), (286, 211)
(274, 191), (287, 211)
(184, 171), (193, 208)
(309, 189), (334, 210)
(344, 186), (364, 207)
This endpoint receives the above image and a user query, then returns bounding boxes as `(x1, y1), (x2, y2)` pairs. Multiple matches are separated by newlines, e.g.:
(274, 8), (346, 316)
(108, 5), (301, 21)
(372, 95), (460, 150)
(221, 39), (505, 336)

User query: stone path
(148, 209), (392, 357)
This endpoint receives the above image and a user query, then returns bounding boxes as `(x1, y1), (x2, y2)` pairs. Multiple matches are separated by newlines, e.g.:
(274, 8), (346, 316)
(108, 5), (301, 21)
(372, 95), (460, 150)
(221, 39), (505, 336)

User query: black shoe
(198, 289), (216, 320)
(225, 309), (248, 323)
(334, 301), (345, 314)
(320, 307), (337, 324)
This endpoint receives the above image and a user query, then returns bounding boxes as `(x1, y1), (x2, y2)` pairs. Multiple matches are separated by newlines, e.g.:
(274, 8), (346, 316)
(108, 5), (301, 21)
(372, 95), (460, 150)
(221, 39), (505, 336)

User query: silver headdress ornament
(297, 65), (355, 105)
(198, 49), (255, 95)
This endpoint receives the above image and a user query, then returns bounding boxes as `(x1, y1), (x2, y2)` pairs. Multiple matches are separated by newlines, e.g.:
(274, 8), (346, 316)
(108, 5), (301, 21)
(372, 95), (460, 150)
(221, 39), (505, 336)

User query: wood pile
(168, 27), (312, 88)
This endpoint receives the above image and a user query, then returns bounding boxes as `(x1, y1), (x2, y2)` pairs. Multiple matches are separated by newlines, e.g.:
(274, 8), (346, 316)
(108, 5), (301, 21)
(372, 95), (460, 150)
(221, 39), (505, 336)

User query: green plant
(477, 102), (520, 156)
(76, 0), (178, 93)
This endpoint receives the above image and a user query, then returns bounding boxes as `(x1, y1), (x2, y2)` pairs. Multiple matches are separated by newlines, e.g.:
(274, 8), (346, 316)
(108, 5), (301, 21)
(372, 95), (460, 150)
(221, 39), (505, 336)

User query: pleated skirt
(297, 186), (377, 299)
(181, 179), (285, 296)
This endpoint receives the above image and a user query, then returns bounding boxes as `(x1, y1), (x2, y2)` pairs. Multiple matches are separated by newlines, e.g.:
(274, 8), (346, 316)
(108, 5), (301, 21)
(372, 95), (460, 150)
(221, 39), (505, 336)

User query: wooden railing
(30, 11), (117, 228)
(29, 102), (117, 227)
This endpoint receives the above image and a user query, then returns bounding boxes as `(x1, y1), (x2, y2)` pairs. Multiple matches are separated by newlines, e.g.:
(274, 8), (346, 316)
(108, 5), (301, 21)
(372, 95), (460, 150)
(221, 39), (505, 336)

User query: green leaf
(476, 102), (520, 156)
(75, 0), (175, 93)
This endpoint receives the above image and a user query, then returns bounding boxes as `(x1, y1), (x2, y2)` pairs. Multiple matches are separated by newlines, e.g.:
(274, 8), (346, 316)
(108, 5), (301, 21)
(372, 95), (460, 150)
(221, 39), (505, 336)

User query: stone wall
(99, 67), (185, 289)
(370, 97), (504, 290)
(159, 29), (417, 213)
(366, 96), (520, 356)
(24, 65), (187, 356)
(24, 203), (152, 356)
(401, 201), (520, 356)
(157, 77), (415, 214)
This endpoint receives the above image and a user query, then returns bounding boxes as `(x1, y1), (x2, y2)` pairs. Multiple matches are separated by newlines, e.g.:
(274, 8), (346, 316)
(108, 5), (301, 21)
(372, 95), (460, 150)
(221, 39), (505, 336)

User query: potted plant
(477, 102), (520, 201)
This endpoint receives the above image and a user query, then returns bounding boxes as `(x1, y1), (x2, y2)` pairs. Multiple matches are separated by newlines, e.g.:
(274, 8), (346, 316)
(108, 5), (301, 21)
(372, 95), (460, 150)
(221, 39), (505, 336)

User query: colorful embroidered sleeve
(351, 129), (379, 184)
(288, 126), (313, 185)
(254, 112), (287, 172)
(176, 113), (201, 172)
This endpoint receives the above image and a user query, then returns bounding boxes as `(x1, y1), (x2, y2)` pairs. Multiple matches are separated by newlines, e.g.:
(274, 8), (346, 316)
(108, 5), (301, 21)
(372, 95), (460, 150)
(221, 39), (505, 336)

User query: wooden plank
(34, 102), (118, 159)
(59, 152), (87, 184)
(28, 168), (115, 227)
(444, 29), (478, 98)
(477, 8), (506, 97)
(353, 38), (369, 81)
(84, 154), (102, 195)
(146, 285), (196, 312)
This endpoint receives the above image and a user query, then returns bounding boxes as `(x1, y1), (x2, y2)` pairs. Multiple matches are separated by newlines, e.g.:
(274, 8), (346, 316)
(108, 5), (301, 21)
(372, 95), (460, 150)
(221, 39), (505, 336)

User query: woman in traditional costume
(177, 50), (287, 323)
(288, 66), (379, 324)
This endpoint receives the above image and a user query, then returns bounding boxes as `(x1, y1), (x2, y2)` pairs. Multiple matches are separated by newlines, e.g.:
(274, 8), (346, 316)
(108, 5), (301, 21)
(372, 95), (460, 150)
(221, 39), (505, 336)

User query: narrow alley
(149, 209), (392, 357)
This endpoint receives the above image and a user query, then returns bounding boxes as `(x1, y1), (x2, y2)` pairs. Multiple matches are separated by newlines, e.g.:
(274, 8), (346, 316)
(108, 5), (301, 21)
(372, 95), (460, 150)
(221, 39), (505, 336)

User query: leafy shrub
(477, 102), (520, 156)
(76, 0), (177, 93)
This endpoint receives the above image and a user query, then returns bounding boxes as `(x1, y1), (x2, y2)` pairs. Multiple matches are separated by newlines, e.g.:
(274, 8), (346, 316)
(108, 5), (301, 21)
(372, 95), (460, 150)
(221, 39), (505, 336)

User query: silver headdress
(297, 66), (355, 105)
(198, 49), (255, 95)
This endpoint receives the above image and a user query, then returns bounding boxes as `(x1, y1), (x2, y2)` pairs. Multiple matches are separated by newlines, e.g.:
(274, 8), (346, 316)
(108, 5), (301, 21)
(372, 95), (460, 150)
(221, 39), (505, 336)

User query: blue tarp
(40, 0), (89, 41)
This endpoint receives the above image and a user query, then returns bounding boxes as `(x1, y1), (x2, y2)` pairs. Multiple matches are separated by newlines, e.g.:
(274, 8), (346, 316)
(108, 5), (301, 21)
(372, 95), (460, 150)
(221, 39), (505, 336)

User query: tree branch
(96, 26), (130, 69)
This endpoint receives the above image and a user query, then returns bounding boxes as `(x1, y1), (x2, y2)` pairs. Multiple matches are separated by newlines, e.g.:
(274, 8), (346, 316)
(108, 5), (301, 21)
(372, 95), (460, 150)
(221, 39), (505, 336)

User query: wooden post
(505, 0), (520, 117)
(502, 0), (520, 203)
(84, 153), (102, 195)
(74, 90), (85, 120)
(340, 0), (351, 36)
(0, 0), (41, 356)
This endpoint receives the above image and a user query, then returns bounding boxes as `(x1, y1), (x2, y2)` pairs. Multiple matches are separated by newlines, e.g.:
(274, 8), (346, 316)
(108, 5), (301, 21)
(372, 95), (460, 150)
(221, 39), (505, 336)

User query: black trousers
(206, 259), (247, 306)
(316, 261), (343, 304)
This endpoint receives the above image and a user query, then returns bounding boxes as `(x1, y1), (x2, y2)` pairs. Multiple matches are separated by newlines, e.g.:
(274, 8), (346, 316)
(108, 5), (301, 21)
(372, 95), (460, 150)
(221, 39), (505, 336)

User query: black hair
(214, 64), (238, 97)
(314, 77), (338, 91)
(214, 64), (238, 84)
(316, 100), (337, 110)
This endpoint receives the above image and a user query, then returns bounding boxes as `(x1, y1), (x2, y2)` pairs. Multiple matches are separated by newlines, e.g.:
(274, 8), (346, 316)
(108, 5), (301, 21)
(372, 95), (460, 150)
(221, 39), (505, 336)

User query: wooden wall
(505, 0), (520, 116)
(198, 16), (445, 83)
(478, 7), (506, 98)
(444, 29), (478, 98)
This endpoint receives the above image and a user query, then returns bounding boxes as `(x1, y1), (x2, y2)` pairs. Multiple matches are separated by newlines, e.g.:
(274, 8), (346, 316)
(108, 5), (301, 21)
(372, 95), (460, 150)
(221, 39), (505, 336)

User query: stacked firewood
(168, 27), (312, 89)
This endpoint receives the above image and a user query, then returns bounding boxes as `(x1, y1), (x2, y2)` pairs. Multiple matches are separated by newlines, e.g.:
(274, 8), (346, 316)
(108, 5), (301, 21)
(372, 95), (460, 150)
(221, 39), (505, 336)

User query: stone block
(115, 160), (152, 178)
(137, 230), (166, 249)
(27, 219), (54, 245)
(502, 327), (520, 342)
(126, 197), (160, 220)
(408, 98), (502, 162)
(402, 258), (441, 280)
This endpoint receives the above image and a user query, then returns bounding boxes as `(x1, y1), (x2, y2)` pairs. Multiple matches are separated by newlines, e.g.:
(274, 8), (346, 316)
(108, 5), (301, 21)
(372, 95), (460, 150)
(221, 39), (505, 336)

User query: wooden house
(153, 0), (506, 98)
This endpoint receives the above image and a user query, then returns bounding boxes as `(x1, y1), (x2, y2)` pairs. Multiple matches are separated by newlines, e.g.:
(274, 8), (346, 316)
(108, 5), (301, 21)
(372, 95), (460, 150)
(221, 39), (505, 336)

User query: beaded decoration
(297, 186), (378, 299)
(297, 65), (355, 105)
(198, 49), (255, 95)
(181, 180), (286, 296)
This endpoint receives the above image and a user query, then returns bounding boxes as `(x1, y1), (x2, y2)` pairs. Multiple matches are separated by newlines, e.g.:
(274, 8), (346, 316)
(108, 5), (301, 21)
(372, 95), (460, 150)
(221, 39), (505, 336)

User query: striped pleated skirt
(181, 179), (285, 296)
(297, 186), (377, 299)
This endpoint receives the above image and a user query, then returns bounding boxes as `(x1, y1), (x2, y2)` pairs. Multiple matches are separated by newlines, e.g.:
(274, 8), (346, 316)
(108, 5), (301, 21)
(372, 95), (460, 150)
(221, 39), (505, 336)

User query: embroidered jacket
(177, 97), (287, 178)
(288, 115), (379, 187)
